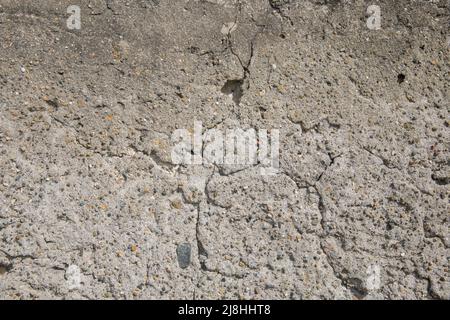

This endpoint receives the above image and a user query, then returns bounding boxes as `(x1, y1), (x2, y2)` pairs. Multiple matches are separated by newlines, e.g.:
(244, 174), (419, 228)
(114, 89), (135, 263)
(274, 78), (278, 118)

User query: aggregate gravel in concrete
(0, 0), (448, 299)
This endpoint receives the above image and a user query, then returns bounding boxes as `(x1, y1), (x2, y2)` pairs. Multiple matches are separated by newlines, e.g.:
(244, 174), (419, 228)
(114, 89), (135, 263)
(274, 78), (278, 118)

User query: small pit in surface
(0, 263), (11, 276)
(221, 79), (244, 105)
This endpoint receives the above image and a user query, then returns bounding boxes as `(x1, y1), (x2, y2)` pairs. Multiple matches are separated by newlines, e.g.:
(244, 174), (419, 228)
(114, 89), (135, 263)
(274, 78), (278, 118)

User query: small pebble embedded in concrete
(176, 243), (191, 269)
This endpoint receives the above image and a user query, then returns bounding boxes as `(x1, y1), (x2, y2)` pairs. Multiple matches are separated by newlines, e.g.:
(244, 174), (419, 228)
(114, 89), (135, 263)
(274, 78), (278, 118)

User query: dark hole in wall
(221, 79), (244, 105)
(431, 174), (449, 185)
(397, 73), (406, 84)
(0, 263), (12, 276)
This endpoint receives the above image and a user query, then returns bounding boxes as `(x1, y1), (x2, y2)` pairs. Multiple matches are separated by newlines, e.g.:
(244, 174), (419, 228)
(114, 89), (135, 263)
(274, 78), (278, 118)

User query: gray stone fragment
(176, 243), (192, 269)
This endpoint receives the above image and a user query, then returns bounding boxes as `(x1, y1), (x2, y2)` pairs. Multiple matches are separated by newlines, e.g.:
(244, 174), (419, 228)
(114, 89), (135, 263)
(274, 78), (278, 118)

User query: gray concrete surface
(0, 0), (448, 299)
